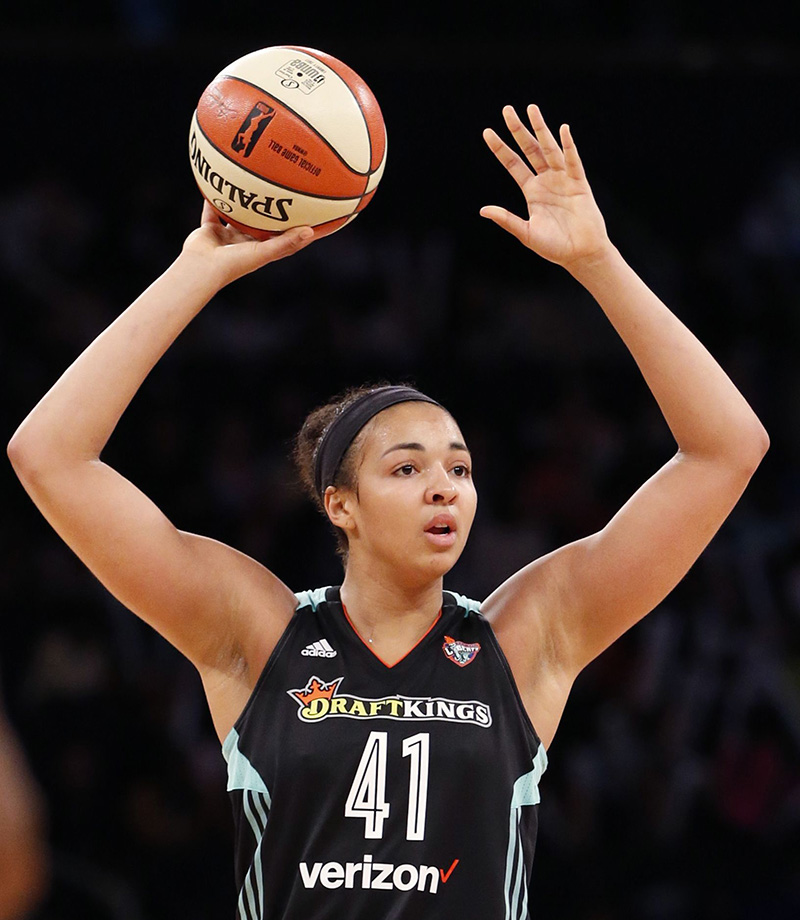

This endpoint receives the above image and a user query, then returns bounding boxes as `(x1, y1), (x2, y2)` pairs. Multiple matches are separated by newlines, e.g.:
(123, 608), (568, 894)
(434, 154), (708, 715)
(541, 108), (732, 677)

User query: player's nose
(425, 466), (457, 504)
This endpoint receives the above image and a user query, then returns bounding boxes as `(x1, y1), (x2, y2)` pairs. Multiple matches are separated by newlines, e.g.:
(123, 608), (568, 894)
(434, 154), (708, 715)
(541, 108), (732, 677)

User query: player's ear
(324, 486), (357, 533)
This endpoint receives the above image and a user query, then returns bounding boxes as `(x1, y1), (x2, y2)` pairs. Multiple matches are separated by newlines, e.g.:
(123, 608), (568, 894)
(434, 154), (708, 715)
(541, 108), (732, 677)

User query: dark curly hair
(292, 383), (393, 559)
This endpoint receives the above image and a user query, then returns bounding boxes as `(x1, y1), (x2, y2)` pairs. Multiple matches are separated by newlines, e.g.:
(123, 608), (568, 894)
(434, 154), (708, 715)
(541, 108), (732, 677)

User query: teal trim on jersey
(223, 728), (272, 801)
(239, 790), (268, 920)
(224, 729), (271, 920)
(445, 590), (482, 617)
(295, 586), (481, 617)
(504, 742), (548, 920)
(294, 587), (331, 613)
(510, 742), (548, 809)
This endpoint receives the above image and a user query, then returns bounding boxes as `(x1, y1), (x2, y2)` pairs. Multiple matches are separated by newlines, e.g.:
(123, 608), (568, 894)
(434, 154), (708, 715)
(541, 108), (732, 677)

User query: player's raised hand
(481, 105), (610, 270)
(182, 200), (316, 287)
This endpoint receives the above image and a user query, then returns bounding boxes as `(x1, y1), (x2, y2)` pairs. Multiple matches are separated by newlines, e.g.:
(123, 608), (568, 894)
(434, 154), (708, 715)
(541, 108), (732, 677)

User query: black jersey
(223, 586), (547, 920)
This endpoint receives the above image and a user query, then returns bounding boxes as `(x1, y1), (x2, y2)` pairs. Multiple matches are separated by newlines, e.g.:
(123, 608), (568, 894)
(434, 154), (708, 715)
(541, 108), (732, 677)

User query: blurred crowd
(2, 26), (800, 920)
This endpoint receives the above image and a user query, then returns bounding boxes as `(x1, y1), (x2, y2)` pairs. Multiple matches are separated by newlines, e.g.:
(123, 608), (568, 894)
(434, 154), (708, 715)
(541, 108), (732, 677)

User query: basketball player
(0, 702), (47, 919)
(7, 105), (767, 918)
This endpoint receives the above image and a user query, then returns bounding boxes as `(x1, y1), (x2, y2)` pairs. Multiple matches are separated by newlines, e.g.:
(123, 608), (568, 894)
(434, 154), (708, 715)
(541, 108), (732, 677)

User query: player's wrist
(169, 248), (232, 299)
(563, 239), (620, 284)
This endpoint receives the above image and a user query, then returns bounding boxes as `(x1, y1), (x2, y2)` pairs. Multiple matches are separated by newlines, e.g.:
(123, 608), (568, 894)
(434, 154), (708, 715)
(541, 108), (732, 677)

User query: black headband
(313, 386), (442, 500)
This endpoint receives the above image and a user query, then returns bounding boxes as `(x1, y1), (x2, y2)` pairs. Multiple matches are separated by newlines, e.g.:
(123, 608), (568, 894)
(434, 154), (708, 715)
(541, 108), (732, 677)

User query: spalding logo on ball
(189, 46), (387, 239)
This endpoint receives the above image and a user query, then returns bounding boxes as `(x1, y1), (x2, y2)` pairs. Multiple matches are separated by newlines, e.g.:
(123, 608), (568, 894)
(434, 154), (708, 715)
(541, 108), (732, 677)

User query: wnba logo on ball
(231, 102), (276, 158)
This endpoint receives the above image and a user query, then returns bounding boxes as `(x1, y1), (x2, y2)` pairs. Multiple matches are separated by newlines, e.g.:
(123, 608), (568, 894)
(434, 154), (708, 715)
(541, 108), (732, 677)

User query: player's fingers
(483, 128), (535, 192)
(479, 205), (530, 244)
(527, 104), (565, 171)
(200, 199), (222, 226)
(258, 226), (315, 262)
(560, 124), (586, 181)
(502, 105), (549, 173)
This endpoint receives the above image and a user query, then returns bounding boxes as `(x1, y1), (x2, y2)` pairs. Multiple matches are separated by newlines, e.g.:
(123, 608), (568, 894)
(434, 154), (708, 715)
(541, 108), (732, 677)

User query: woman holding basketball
(8, 105), (767, 920)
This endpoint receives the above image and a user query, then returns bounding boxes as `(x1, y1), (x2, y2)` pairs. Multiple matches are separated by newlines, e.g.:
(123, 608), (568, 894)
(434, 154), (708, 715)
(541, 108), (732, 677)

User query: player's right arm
(7, 206), (315, 738)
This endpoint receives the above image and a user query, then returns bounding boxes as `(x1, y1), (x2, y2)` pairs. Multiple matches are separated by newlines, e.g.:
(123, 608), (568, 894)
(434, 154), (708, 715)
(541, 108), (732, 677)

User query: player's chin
(421, 539), (466, 575)
(388, 535), (466, 583)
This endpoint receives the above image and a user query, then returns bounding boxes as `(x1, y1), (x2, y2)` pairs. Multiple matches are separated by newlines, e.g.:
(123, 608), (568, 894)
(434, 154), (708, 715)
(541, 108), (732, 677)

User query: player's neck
(339, 566), (443, 648)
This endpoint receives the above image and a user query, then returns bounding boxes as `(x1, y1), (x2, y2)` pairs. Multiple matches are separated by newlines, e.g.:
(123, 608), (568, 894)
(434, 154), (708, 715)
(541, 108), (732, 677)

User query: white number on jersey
(345, 732), (431, 841)
(402, 733), (430, 841)
(344, 731), (391, 839)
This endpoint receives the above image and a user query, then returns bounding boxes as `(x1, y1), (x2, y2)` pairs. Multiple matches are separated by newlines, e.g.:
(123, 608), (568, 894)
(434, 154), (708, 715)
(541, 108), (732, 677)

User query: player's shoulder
(443, 589), (483, 616)
(442, 590), (493, 647)
(293, 586), (335, 612)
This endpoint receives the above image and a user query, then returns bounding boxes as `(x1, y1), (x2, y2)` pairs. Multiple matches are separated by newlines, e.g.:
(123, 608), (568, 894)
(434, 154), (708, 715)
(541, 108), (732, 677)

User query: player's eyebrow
(381, 441), (470, 457)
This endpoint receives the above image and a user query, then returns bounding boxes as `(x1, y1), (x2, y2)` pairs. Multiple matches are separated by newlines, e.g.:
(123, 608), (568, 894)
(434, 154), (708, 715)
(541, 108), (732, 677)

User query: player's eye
(452, 465), (471, 477)
(395, 463), (416, 476)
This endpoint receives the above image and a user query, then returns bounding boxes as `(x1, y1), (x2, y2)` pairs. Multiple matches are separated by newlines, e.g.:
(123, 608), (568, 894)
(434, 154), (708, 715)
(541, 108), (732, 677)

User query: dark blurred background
(2, 2), (800, 918)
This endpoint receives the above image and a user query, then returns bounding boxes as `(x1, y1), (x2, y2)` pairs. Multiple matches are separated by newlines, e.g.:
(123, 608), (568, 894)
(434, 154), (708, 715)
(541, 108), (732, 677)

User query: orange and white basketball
(189, 46), (387, 239)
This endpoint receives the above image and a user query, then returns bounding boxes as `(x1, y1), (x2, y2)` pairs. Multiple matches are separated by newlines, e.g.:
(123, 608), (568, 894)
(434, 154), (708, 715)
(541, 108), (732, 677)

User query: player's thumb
(480, 207), (529, 245)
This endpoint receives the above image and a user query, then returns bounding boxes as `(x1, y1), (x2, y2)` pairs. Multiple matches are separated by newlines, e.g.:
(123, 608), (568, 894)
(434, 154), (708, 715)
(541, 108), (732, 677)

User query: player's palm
(183, 201), (315, 286)
(481, 105), (609, 269)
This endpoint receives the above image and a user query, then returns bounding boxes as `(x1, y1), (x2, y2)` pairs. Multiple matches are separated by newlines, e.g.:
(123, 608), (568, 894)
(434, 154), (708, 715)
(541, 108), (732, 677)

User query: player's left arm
(479, 105), (768, 742)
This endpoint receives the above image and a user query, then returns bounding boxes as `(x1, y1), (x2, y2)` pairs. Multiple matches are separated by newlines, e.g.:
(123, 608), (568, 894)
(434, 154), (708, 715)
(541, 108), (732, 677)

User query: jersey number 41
(345, 732), (430, 841)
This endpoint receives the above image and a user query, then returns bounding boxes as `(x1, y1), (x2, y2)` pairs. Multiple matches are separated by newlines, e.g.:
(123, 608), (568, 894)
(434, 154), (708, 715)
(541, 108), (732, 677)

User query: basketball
(189, 46), (387, 239)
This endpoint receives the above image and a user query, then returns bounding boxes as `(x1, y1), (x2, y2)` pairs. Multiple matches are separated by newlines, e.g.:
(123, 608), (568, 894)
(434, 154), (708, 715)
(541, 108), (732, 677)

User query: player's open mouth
(424, 515), (457, 547)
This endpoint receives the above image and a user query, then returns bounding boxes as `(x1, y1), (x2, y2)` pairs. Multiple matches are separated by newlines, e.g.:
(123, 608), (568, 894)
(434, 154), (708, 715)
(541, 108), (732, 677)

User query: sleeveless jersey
(223, 586), (547, 920)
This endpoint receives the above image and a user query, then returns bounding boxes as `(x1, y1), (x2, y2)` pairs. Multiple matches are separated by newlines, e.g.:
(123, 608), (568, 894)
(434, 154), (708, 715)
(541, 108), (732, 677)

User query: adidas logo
(301, 639), (337, 658)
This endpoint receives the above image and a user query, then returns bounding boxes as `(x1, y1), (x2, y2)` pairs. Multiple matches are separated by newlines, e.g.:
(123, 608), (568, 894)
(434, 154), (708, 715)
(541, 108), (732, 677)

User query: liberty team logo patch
(442, 636), (481, 668)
